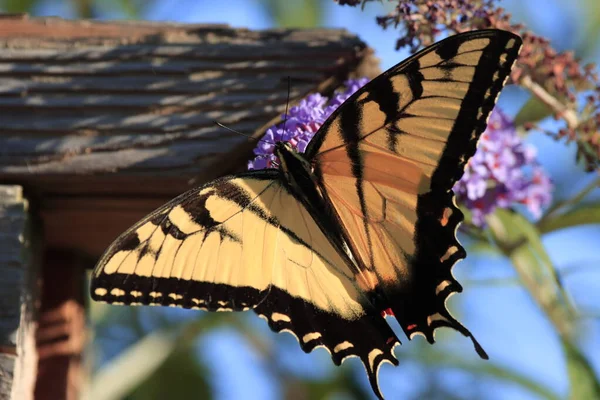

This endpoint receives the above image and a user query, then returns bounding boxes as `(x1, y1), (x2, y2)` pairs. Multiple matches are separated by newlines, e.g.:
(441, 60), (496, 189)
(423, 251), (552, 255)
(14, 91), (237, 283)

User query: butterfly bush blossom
(248, 79), (552, 225)
(247, 78), (369, 170)
(454, 109), (553, 225)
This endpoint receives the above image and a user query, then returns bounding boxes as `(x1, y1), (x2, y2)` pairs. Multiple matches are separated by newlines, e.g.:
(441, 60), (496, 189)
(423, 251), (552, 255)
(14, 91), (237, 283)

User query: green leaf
(94, 0), (142, 19)
(563, 339), (600, 400)
(112, 0), (141, 18)
(538, 204), (600, 233)
(88, 312), (233, 400)
(1, 0), (39, 12)
(488, 209), (553, 272)
(468, 239), (501, 255)
(87, 331), (178, 400)
(71, 0), (93, 18)
(486, 209), (576, 339)
(262, 0), (322, 28)
(514, 95), (553, 127)
(127, 344), (210, 400)
(87, 298), (113, 324)
(486, 210), (600, 400)
(565, 0), (600, 60)
(409, 349), (561, 400)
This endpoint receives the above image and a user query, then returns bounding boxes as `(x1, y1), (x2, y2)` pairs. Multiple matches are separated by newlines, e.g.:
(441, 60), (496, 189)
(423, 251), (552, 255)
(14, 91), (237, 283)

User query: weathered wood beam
(0, 15), (377, 256)
(0, 185), (40, 400)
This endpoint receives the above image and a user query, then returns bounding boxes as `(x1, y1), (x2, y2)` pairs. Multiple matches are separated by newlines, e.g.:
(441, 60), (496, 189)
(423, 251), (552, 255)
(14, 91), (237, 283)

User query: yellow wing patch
(92, 173), (363, 318)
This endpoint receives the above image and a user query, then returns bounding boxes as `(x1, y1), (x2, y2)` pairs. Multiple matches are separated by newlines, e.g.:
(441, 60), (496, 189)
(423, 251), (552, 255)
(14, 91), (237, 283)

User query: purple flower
(248, 79), (553, 226)
(247, 79), (366, 170)
(453, 109), (553, 226)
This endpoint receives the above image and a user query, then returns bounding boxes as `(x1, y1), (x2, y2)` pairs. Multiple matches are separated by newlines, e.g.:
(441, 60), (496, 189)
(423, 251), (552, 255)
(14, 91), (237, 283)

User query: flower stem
(518, 75), (579, 129)
(538, 174), (600, 225)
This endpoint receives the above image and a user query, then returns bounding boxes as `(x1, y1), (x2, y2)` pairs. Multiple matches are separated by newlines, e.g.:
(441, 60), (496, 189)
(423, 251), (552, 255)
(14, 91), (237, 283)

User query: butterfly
(91, 29), (522, 399)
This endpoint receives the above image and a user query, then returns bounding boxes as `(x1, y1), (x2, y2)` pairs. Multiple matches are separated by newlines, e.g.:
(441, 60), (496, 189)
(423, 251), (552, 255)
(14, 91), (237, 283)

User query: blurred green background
(2, 1), (598, 399)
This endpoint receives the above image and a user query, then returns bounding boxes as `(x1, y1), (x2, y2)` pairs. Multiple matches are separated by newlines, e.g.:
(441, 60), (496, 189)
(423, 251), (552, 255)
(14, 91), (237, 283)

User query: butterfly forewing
(307, 30), (521, 353)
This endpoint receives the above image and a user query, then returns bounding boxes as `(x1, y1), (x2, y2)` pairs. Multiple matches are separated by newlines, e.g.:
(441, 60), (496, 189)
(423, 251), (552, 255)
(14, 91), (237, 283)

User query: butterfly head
(274, 140), (314, 186)
(274, 140), (294, 154)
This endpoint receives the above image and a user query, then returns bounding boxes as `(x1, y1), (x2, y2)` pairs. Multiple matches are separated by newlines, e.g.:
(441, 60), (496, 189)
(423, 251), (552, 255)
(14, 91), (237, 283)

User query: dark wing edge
(386, 31), (522, 356)
(255, 286), (400, 400)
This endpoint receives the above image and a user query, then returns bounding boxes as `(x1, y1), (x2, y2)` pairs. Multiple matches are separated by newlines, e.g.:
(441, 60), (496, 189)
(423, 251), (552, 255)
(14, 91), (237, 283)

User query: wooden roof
(0, 15), (377, 255)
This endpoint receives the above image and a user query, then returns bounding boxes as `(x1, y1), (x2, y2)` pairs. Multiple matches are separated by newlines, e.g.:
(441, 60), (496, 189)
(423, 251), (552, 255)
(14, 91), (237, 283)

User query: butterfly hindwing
(91, 171), (400, 396)
(306, 30), (521, 352)
(255, 286), (400, 398)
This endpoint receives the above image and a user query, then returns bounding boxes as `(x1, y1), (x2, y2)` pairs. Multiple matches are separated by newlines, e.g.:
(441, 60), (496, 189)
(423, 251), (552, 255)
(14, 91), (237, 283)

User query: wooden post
(34, 251), (86, 400)
(0, 185), (40, 400)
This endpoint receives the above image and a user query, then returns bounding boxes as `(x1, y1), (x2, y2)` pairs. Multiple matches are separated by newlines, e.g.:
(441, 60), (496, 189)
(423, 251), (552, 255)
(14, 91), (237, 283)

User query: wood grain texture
(0, 16), (378, 256)
(0, 185), (39, 400)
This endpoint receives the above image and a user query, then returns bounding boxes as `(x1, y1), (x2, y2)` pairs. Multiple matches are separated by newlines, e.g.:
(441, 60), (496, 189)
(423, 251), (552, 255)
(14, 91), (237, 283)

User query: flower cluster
(453, 109), (553, 226)
(249, 79), (552, 226)
(247, 78), (369, 170)
(338, 0), (599, 170)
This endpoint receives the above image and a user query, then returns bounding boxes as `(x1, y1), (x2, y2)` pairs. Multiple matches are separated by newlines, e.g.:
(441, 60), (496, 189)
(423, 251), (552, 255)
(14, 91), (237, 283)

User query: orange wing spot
(406, 323), (417, 331)
(386, 336), (396, 345)
(381, 308), (394, 318)
(440, 207), (453, 226)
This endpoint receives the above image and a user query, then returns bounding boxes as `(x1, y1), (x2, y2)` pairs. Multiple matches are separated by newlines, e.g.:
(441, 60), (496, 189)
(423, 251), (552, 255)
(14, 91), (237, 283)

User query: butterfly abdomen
(275, 142), (364, 269)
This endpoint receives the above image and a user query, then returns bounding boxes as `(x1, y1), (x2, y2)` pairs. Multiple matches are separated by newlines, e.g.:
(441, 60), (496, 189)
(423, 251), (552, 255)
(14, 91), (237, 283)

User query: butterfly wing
(91, 171), (399, 397)
(305, 30), (522, 352)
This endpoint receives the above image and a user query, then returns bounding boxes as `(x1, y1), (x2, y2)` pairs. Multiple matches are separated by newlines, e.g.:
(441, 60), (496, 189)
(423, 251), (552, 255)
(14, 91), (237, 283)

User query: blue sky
(24, 0), (600, 398)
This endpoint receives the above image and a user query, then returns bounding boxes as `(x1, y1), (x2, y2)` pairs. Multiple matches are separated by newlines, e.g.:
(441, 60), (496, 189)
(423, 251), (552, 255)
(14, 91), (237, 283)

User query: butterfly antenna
(215, 78), (291, 146)
(282, 76), (291, 135)
(214, 122), (276, 145)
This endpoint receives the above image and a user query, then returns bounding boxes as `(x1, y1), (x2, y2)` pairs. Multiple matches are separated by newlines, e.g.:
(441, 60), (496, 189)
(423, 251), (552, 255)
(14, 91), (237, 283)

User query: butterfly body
(277, 139), (412, 326)
(92, 30), (522, 399)
(275, 141), (365, 272)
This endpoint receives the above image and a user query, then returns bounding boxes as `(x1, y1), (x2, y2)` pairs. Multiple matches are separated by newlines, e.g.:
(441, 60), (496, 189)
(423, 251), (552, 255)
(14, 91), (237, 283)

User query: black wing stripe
(337, 96), (377, 271)
(404, 60), (425, 98)
(430, 34), (520, 190)
(363, 76), (400, 124)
